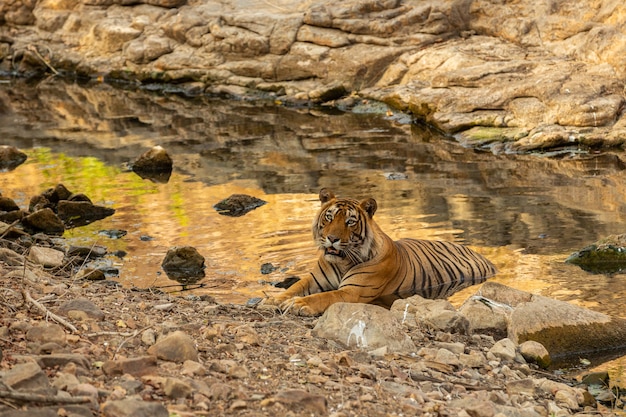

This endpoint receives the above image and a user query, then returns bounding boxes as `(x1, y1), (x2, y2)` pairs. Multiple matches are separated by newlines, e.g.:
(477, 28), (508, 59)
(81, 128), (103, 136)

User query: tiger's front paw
(282, 296), (322, 316)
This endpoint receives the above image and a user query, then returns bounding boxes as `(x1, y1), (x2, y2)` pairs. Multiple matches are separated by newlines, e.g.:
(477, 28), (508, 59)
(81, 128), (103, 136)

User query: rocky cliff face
(2, 0), (626, 152)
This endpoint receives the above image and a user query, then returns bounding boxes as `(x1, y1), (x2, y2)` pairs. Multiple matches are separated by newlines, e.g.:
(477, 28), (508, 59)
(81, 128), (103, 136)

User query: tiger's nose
(327, 235), (340, 243)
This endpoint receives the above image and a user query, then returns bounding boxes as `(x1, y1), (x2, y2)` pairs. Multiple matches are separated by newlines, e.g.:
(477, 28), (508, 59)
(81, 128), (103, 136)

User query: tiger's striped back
(386, 238), (497, 302)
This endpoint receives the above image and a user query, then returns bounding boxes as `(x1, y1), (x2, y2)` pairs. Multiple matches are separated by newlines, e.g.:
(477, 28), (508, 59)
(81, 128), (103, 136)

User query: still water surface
(2, 79), (626, 376)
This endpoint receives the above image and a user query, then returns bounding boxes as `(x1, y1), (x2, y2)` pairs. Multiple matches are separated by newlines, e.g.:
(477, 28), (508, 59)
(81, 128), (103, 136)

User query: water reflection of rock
(1, 80), (626, 255)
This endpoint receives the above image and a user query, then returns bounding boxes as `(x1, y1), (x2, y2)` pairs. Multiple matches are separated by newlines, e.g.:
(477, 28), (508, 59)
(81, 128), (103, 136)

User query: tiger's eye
(325, 212), (333, 221)
(346, 218), (357, 226)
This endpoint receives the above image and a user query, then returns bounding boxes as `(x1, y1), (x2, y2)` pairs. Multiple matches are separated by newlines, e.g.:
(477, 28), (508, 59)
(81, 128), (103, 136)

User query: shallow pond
(2, 78), (626, 378)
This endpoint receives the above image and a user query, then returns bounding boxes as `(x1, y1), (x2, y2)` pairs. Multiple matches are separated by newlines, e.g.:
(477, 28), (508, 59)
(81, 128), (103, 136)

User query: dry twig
(21, 289), (78, 334)
(0, 389), (93, 404)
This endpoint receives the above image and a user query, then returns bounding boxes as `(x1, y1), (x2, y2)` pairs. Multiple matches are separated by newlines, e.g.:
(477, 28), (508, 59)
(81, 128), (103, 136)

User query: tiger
(264, 188), (497, 316)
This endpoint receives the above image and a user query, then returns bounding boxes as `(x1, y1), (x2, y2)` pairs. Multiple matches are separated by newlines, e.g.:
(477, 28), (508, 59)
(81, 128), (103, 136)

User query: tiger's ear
(360, 198), (377, 217)
(319, 188), (335, 204)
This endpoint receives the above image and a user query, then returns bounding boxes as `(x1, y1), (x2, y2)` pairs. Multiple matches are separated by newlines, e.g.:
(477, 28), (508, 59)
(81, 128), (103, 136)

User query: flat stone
(100, 398), (169, 417)
(26, 323), (66, 345)
(3, 362), (53, 394)
(102, 356), (158, 377)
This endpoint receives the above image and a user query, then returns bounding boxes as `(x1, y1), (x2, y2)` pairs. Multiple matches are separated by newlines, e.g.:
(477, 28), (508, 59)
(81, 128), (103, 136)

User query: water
(2, 78), (626, 377)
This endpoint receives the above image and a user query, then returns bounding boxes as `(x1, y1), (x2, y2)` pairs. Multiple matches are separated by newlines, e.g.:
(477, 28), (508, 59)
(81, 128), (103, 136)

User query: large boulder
(312, 302), (417, 354)
(463, 282), (626, 362)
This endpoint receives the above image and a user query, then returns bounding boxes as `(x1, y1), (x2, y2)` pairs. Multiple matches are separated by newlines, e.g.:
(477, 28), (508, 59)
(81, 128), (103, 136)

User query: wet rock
(566, 234), (626, 273)
(0, 195), (20, 212)
(98, 229), (127, 239)
(29, 195), (53, 212)
(27, 246), (65, 268)
(21, 208), (65, 235)
(68, 245), (108, 259)
(260, 262), (278, 274)
(42, 184), (73, 204)
(312, 303), (417, 354)
(161, 246), (205, 285)
(391, 295), (470, 334)
(0, 208), (26, 225)
(519, 340), (551, 369)
(57, 298), (105, 320)
(100, 399), (169, 417)
(213, 194), (267, 217)
(102, 356), (158, 377)
(0, 145), (27, 170)
(147, 330), (198, 362)
(131, 146), (173, 183)
(57, 200), (116, 228)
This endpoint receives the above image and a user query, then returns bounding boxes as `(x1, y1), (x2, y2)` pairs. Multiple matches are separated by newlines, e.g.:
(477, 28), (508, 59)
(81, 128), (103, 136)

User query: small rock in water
(273, 276), (300, 289)
(260, 262), (278, 274)
(383, 172), (408, 180)
(21, 208), (65, 235)
(0, 145), (27, 171)
(213, 194), (267, 217)
(57, 200), (116, 228)
(161, 246), (205, 285)
(99, 229), (128, 239)
(131, 145), (173, 183)
(566, 234), (626, 273)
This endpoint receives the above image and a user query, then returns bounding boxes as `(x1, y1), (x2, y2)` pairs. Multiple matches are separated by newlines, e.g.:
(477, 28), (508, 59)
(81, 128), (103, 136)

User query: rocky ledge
(2, 0), (626, 153)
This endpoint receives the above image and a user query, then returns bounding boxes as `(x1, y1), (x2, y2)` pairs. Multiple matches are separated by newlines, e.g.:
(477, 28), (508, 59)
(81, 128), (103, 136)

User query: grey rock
(478, 281), (626, 362)
(391, 295), (469, 334)
(27, 246), (65, 268)
(57, 298), (105, 320)
(312, 302), (417, 354)
(3, 362), (54, 394)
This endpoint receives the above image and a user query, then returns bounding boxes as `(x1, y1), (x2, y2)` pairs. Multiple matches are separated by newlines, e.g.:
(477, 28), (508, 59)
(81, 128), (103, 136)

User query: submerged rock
(57, 200), (116, 228)
(0, 145), (27, 171)
(566, 234), (626, 273)
(213, 194), (267, 217)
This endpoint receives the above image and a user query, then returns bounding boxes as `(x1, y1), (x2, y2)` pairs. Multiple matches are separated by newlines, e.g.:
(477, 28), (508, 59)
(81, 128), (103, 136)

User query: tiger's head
(312, 188), (378, 265)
